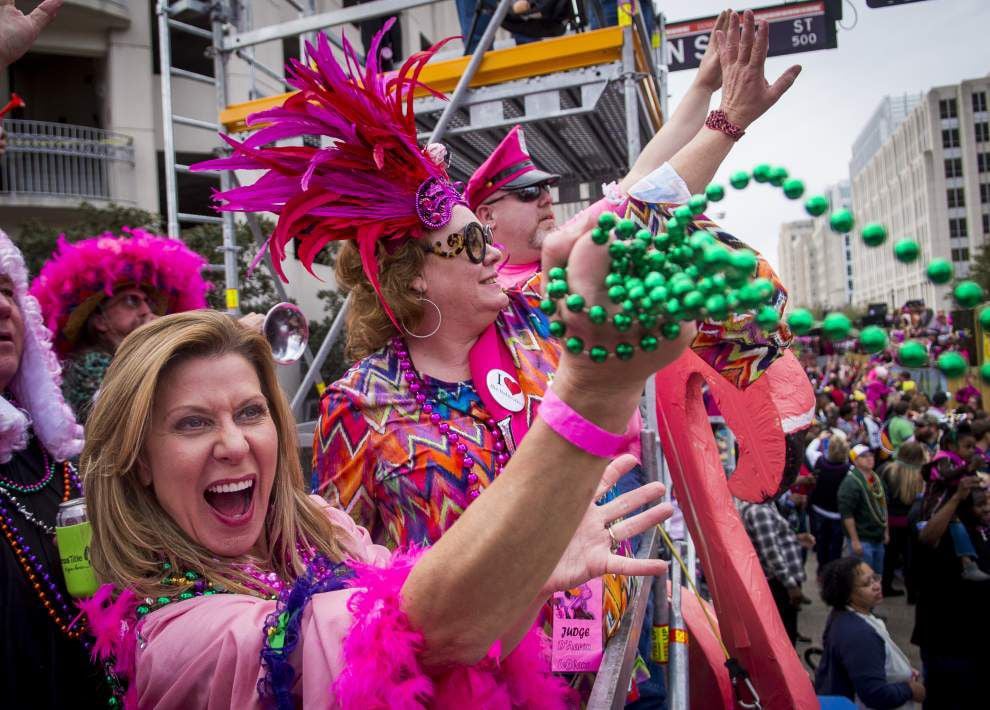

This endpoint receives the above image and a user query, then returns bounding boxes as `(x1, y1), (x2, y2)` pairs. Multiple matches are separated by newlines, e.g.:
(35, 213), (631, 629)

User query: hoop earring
(402, 296), (442, 339)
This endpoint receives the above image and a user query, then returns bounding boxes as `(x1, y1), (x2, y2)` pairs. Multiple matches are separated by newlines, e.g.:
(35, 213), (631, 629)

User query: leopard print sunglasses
(425, 221), (494, 264)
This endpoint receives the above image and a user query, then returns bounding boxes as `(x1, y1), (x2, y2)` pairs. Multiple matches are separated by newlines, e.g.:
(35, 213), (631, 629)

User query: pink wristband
(539, 387), (626, 458)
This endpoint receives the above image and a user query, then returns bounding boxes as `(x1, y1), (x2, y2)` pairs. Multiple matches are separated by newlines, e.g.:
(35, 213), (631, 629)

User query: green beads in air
(937, 351), (968, 379)
(859, 325), (889, 354)
(897, 341), (928, 368)
(926, 259), (953, 285)
(768, 166), (789, 187)
(860, 223), (887, 247)
(953, 280), (984, 309)
(822, 313), (852, 341)
(705, 183), (726, 202)
(729, 171), (750, 189)
(829, 209), (855, 234)
(981, 362), (990, 385)
(893, 239), (920, 263)
(804, 195), (829, 217)
(543, 165), (817, 362)
(786, 308), (814, 335)
(752, 164), (772, 183)
(980, 307), (990, 331)
(782, 178), (805, 199)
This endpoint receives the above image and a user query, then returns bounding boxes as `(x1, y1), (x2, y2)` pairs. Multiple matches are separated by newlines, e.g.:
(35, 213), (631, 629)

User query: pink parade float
(655, 349), (817, 709)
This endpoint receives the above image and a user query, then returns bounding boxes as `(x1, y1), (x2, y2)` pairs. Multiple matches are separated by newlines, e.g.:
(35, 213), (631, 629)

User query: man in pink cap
(466, 125), (560, 288)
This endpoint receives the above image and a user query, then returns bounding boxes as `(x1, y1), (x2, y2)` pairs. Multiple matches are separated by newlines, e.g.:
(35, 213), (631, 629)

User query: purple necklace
(0, 483), (89, 644)
(391, 337), (510, 500)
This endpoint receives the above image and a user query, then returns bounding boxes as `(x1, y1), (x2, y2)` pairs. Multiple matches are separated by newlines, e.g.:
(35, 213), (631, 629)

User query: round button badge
(486, 369), (525, 412)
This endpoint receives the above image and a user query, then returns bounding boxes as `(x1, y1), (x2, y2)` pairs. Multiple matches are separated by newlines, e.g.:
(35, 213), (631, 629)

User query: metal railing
(0, 119), (135, 201)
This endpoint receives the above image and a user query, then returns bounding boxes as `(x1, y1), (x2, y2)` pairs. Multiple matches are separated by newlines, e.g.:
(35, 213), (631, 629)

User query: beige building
(848, 77), (990, 310)
(778, 181), (854, 311)
(777, 218), (815, 310)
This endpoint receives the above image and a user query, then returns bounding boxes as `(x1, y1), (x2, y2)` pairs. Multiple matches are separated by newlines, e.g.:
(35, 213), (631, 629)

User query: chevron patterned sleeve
(625, 197), (793, 388)
(312, 386), (382, 541)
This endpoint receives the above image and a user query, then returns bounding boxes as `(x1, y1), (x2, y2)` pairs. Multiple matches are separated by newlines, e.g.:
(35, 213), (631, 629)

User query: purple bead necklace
(391, 336), (510, 500)
(0, 471), (89, 644)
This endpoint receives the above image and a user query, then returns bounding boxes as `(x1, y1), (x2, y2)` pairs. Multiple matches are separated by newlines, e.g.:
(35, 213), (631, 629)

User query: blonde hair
(825, 436), (850, 465)
(885, 441), (926, 506)
(336, 240), (426, 360)
(82, 310), (344, 599)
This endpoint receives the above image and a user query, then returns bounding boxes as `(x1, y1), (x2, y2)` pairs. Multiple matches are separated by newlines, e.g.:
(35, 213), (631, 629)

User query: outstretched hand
(0, 0), (62, 70)
(713, 9), (801, 130)
(542, 209), (696, 403)
(694, 9), (730, 92)
(542, 454), (671, 594)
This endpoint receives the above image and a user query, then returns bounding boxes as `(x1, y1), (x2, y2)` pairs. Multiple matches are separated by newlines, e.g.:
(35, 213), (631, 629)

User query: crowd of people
(0, 3), (822, 708)
(730, 310), (990, 707)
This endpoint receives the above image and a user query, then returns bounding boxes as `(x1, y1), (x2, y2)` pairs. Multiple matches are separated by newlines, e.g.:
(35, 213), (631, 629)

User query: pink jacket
(84, 499), (573, 709)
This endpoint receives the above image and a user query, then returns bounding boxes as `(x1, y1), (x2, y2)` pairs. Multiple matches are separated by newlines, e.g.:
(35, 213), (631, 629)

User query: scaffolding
(156, 1), (695, 705)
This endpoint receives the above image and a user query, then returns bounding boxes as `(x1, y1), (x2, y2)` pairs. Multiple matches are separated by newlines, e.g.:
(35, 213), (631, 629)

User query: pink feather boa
(76, 585), (139, 708)
(80, 552), (576, 709)
(335, 550), (576, 709)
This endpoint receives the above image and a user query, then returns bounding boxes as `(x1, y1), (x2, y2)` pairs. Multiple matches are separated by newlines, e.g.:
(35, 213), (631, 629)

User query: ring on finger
(607, 523), (620, 552)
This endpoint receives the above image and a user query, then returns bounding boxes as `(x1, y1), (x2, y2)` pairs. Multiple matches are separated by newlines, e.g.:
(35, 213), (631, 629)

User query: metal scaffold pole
(212, 1), (240, 314)
(157, 1), (180, 239)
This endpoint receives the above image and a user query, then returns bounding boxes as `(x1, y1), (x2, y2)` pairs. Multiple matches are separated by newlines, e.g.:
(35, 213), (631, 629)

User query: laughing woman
(82, 264), (678, 707)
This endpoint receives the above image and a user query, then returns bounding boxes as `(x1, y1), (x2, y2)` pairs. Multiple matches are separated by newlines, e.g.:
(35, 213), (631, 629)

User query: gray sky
(659, 0), (990, 270)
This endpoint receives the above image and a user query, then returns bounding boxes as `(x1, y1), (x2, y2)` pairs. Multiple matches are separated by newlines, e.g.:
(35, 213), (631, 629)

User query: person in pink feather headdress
(29, 228), (209, 423)
(183, 9), (798, 704)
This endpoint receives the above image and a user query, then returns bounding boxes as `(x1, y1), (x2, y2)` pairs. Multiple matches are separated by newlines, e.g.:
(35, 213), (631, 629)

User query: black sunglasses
(426, 222), (494, 264)
(484, 182), (552, 205)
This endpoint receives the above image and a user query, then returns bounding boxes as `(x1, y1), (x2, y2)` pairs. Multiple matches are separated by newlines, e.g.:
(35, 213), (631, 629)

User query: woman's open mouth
(481, 275), (499, 285)
(203, 477), (256, 524)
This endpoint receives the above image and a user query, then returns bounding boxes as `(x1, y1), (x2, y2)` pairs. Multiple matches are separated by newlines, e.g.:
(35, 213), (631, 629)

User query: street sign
(866, 1), (933, 7)
(663, 0), (840, 73)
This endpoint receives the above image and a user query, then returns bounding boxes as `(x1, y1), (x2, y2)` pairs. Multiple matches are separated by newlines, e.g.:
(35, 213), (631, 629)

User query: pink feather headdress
(29, 228), (210, 356)
(192, 20), (465, 328)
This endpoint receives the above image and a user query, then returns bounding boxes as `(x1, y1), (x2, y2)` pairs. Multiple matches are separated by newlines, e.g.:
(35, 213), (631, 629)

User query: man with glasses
(30, 228), (210, 422)
(466, 125), (560, 289)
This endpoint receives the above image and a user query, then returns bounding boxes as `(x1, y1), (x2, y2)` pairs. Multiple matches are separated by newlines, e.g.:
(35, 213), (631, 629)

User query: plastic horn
(263, 302), (309, 365)
(0, 93), (26, 119)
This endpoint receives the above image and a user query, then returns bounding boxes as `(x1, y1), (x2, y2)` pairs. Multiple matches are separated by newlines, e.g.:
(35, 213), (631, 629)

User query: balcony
(16, 0), (129, 31)
(0, 120), (135, 207)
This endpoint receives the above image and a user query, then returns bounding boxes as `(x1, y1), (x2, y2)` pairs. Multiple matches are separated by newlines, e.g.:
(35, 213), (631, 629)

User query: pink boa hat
(0, 230), (83, 463)
(29, 228), (210, 356)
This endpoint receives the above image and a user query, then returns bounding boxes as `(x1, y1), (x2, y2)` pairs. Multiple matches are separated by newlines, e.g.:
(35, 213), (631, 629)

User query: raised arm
(918, 477), (983, 547)
(618, 10), (729, 193)
(667, 10), (801, 194)
(401, 209), (691, 668)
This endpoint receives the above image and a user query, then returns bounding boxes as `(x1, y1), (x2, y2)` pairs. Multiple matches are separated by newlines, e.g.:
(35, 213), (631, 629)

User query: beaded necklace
(850, 467), (888, 526)
(0, 446), (59, 494)
(0, 458), (85, 640)
(0, 485), (56, 535)
(392, 336), (510, 500)
(135, 543), (318, 618)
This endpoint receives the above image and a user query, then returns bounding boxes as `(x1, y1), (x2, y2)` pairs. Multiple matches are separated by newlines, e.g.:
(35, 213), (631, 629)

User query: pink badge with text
(551, 578), (604, 672)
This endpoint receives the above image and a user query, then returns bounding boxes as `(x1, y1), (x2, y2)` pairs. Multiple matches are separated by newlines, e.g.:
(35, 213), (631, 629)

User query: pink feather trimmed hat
(192, 20), (466, 329)
(29, 228), (210, 356)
